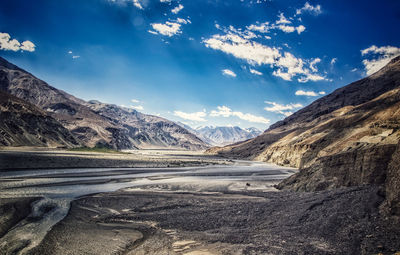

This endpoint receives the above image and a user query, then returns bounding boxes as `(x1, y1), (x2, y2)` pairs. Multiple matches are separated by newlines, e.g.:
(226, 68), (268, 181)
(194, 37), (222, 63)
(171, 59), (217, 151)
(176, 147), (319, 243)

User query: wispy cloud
(296, 2), (322, 16)
(171, 4), (183, 14)
(250, 68), (263, 75)
(0, 32), (35, 52)
(210, 106), (270, 124)
(131, 99), (140, 103)
(132, 105), (144, 110)
(174, 110), (207, 122)
(150, 21), (182, 37)
(132, 0), (143, 9)
(361, 45), (400, 75)
(264, 101), (303, 116)
(203, 27), (326, 82)
(222, 69), (237, 77)
(295, 90), (325, 96)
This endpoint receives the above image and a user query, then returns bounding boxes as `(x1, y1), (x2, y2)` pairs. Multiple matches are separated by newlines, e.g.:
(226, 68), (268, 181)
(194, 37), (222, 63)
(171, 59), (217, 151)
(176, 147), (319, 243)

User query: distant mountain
(0, 57), (208, 150)
(0, 90), (79, 147)
(178, 123), (262, 146)
(208, 56), (400, 200)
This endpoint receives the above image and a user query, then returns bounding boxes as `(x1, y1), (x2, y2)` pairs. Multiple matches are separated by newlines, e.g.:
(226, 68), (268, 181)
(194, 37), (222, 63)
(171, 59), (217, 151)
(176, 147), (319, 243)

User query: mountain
(0, 90), (79, 147)
(178, 123), (262, 146)
(208, 56), (400, 205)
(0, 57), (208, 150)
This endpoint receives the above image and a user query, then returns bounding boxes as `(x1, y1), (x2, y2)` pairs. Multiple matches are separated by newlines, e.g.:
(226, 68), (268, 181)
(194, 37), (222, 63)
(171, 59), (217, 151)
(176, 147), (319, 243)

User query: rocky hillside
(86, 101), (207, 150)
(0, 57), (208, 150)
(0, 90), (79, 147)
(179, 124), (262, 146)
(208, 56), (400, 211)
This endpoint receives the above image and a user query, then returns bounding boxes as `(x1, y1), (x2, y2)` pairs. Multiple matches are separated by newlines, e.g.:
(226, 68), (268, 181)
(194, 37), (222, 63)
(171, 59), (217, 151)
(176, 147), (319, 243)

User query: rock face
(208, 56), (400, 211)
(0, 91), (79, 147)
(382, 141), (400, 219)
(0, 57), (208, 150)
(86, 101), (207, 150)
(179, 123), (262, 146)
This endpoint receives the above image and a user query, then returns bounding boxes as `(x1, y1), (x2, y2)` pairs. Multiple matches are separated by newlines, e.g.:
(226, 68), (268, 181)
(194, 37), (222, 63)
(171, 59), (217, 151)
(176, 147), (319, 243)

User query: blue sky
(1, 0), (399, 130)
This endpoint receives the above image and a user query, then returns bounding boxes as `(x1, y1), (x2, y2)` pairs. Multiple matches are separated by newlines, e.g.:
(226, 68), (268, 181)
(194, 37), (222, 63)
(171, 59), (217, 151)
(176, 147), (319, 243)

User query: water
(0, 161), (295, 254)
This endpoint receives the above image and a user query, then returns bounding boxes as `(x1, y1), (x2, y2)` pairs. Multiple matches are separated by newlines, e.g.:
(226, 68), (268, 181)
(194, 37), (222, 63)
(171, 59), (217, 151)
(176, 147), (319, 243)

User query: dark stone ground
(28, 185), (400, 255)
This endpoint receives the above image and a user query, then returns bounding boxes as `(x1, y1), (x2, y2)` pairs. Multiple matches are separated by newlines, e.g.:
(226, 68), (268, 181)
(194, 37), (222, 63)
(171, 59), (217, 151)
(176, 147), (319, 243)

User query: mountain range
(177, 123), (262, 146)
(208, 56), (400, 216)
(0, 57), (208, 150)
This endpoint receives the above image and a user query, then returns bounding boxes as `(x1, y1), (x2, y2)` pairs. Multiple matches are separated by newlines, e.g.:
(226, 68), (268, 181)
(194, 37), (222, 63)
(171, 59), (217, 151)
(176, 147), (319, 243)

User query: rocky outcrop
(0, 57), (208, 150)
(0, 91), (79, 147)
(382, 141), (400, 218)
(277, 144), (396, 191)
(208, 56), (400, 206)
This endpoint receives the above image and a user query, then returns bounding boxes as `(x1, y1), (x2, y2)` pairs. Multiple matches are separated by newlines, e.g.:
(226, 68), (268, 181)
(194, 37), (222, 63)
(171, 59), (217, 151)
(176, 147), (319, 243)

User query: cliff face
(0, 91), (79, 147)
(0, 57), (208, 150)
(208, 57), (400, 210)
(382, 141), (400, 218)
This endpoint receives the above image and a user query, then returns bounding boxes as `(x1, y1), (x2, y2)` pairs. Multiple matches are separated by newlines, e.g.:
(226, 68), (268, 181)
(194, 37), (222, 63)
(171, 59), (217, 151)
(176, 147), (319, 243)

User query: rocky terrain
(0, 57), (208, 150)
(0, 91), (78, 147)
(23, 186), (400, 255)
(208, 56), (400, 216)
(178, 123), (262, 146)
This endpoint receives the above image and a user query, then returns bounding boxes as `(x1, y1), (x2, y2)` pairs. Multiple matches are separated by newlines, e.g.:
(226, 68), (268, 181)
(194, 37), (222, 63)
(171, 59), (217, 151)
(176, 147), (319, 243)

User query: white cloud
(131, 99), (140, 103)
(0, 32), (35, 52)
(296, 2), (322, 15)
(203, 33), (280, 66)
(331, 58), (337, 65)
(276, 13), (291, 24)
(203, 24), (326, 82)
(296, 25), (306, 34)
(246, 22), (270, 33)
(210, 106), (270, 124)
(68, 50), (73, 54)
(222, 69), (237, 77)
(131, 105), (144, 111)
(361, 45), (400, 75)
(295, 90), (318, 96)
(276, 25), (295, 33)
(160, 0), (171, 2)
(171, 4), (183, 14)
(250, 68), (262, 75)
(295, 90), (326, 96)
(72, 55), (80, 59)
(176, 18), (190, 24)
(264, 101), (303, 116)
(174, 110), (207, 122)
(150, 21), (182, 37)
(20, 41), (35, 52)
(309, 58), (321, 72)
(297, 73), (325, 83)
(132, 0), (143, 9)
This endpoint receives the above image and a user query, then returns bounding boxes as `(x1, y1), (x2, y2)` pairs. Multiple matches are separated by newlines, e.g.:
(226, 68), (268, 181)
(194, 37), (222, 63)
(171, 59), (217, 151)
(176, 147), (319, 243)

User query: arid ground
(0, 149), (399, 255)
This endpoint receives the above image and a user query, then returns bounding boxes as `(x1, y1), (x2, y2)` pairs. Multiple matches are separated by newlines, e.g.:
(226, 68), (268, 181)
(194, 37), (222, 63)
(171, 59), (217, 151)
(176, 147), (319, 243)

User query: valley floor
(0, 149), (399, 255)
(0, 148), (232, 170)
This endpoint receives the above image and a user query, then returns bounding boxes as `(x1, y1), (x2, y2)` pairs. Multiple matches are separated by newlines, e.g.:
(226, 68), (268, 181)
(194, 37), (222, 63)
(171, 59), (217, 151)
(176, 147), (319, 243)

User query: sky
(1, 0), (400, 130)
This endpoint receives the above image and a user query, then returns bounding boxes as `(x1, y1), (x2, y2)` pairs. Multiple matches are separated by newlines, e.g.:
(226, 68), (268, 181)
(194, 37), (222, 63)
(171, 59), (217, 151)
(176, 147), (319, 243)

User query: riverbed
(0, 159), (295, 254)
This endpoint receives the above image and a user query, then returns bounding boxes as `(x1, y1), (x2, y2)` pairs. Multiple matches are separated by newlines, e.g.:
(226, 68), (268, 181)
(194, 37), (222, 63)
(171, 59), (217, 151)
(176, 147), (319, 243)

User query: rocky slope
(208, 56), (400, 214)
(179, 123), (262, 146)
(86, 101), (207, 150)
(0, 90), (79, 147)
(0, 57), (208, 150)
